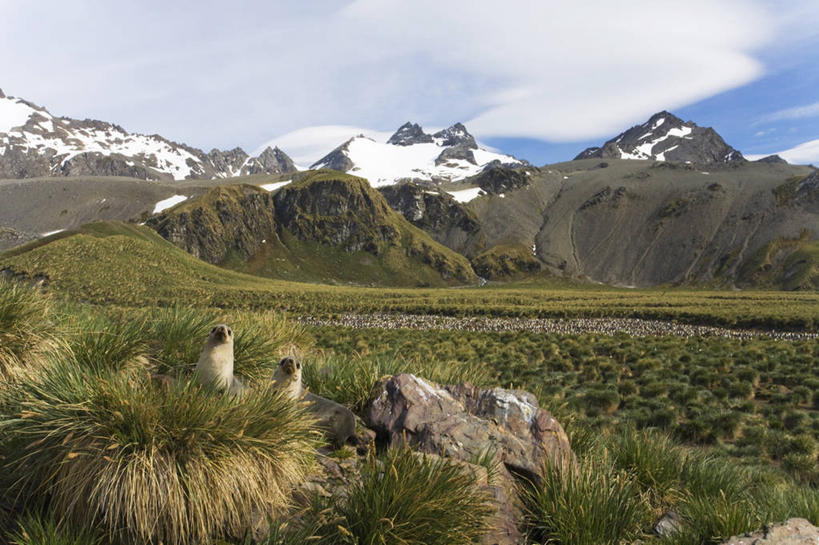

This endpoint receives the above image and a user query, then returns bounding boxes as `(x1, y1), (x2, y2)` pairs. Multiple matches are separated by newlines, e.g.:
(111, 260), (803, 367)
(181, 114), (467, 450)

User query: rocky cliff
(146, 171), (478, 286)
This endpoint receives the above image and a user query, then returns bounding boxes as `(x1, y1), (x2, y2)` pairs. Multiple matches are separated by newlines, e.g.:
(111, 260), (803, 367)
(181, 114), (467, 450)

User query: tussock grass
(520, 453), (650, 545)
(64, 310), (149, 374)
(142, 305), (216, 375)
(0, 356), (319, 545)
(301, 351), (491, 415)
(327, 446), (493, 545)
(6, 512), (102, 545)
(0, 278), (62, 378)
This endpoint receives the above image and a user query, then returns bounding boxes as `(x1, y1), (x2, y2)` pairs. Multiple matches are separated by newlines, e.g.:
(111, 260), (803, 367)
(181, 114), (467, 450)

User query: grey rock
(654, 511), (681, 536)
(366, 373), (573, 482)
(387, 122), (434, 146)
(719, 518), (819, 545)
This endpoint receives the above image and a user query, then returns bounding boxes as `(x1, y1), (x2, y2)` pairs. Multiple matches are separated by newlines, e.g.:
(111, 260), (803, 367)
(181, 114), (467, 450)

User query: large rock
(720, 519), (819, 545)
(366, 373), (572, 482)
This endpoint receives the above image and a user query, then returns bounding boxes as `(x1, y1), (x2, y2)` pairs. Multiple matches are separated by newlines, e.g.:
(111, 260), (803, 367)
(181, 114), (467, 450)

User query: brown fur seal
(271, 356), (304, 399)
(271, 357), (355, 447)
(195, 324), (241, 393)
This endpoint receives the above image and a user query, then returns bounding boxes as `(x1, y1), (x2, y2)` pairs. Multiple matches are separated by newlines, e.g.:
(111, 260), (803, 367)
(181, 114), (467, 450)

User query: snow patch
(446, 187), (484, 203)
(259, 180), (291, 192)
(40, 229), (64, 237)
(152, 195), (188, 214)
(0, 96), (39, 133)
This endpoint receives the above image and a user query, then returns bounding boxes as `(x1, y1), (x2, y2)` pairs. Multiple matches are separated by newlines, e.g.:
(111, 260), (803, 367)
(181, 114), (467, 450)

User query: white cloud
(746, 139), (819, 165)
(759, 102), (819, 123)
(1, 0), (815, 152)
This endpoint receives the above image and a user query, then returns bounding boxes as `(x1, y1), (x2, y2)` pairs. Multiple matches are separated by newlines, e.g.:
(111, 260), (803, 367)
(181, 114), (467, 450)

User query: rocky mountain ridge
(310, 121), (522, 186)
(575, 111), (744, 164)
(0, 89), (296, 181)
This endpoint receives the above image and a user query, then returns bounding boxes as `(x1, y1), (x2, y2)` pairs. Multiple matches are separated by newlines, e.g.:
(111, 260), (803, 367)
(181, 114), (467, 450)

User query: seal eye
(210, 327), (216, 333)
(296, 362), (300, 369)
(227, 328), (232, 336)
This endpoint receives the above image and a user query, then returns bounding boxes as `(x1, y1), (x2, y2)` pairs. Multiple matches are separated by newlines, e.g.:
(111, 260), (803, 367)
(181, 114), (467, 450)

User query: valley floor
(296, 313), (819, 340)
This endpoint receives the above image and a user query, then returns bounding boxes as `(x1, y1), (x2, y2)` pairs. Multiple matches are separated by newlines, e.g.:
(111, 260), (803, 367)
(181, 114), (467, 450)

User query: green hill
(145, 170), (477, 287)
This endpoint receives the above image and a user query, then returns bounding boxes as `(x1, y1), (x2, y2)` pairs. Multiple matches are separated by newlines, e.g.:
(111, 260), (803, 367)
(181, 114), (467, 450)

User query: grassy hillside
(146, 171), (477, 287)
(1, 226), (818, 330)
(465, 160), (819, 287)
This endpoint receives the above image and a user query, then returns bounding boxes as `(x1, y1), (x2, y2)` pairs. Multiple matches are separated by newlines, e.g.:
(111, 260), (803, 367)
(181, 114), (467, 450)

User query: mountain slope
(575, 111), (743, 164)
(464, 159), (818, 288)
(146, 171), (477, 286)
(310, 122), (521, 186)
(0, 89), (296, 180)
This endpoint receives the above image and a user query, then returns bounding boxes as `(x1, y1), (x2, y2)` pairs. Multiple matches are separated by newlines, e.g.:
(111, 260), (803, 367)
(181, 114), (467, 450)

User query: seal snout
(210, 324), (233, 343)
(279, 356), (300, 376)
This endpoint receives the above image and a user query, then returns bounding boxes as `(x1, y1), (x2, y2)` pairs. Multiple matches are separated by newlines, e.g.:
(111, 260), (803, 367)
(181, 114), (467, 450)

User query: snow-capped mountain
(310, 122), (522, 187)
(575, 111), (744, 164)
(0, 89), (295, 180)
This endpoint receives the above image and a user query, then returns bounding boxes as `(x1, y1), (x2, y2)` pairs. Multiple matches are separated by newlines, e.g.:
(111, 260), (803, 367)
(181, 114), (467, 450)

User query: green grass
(1, 274), (817, 545)
(309, 446), (494, 545)
(2, 220), (818, 330)
(0, 277), (63, 378)
(6, 512), (103, 545)
(308, 326), (819, 483)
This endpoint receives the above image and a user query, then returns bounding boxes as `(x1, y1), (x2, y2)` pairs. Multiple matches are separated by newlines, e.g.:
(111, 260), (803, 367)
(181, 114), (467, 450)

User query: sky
(1, 0), (818, 166)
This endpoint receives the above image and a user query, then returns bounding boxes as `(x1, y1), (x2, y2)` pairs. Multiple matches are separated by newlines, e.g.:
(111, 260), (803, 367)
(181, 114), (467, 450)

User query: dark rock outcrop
(387, 122), (434, 146)
(432, 122), (477, 148)
(145, 185), (277, 264)
(471, 165), (531, 194)
(310, 138), (356, 172)
(574, 111), (744, 164)
(379, 182), (484, 257)
(435, 143), (477, 165)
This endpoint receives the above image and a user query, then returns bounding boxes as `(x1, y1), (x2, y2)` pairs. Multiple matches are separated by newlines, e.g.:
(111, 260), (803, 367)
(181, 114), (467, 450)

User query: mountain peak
(433, 122), (477, 148)
(387, 122), (434, 146)
(574, 111), (743, 164)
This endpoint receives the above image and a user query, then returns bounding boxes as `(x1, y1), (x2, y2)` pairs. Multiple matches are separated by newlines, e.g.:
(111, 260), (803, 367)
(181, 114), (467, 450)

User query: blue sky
(1, 0), (818, 166)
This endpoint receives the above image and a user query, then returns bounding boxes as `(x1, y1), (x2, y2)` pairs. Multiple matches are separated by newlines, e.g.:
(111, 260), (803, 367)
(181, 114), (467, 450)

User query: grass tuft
(6, 512), (102, 545)
(0, 356), (319, 545)
(0, 278), (62, 378)
(327, 446), (493, 545)
(520, 453), (650, 545)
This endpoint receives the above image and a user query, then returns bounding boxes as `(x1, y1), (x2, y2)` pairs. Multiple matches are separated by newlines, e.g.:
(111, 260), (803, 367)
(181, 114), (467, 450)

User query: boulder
(720, 519), (819, 545)
(366, 373), (573, 482)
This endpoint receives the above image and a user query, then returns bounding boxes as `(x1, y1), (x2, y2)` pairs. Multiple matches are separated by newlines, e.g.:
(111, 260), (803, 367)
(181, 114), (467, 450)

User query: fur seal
(195, 324), (244, 395)
(271, 357), (355, 447)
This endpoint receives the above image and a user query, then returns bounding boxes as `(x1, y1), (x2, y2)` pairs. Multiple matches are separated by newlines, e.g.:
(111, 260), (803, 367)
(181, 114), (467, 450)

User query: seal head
(271, 356), (304, 399)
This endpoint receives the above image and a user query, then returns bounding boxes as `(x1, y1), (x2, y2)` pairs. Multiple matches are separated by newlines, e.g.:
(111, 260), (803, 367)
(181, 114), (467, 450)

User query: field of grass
(309, 326), (819, 484)
(0, 277), (817, 544)
(2, 221), (818, 331)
